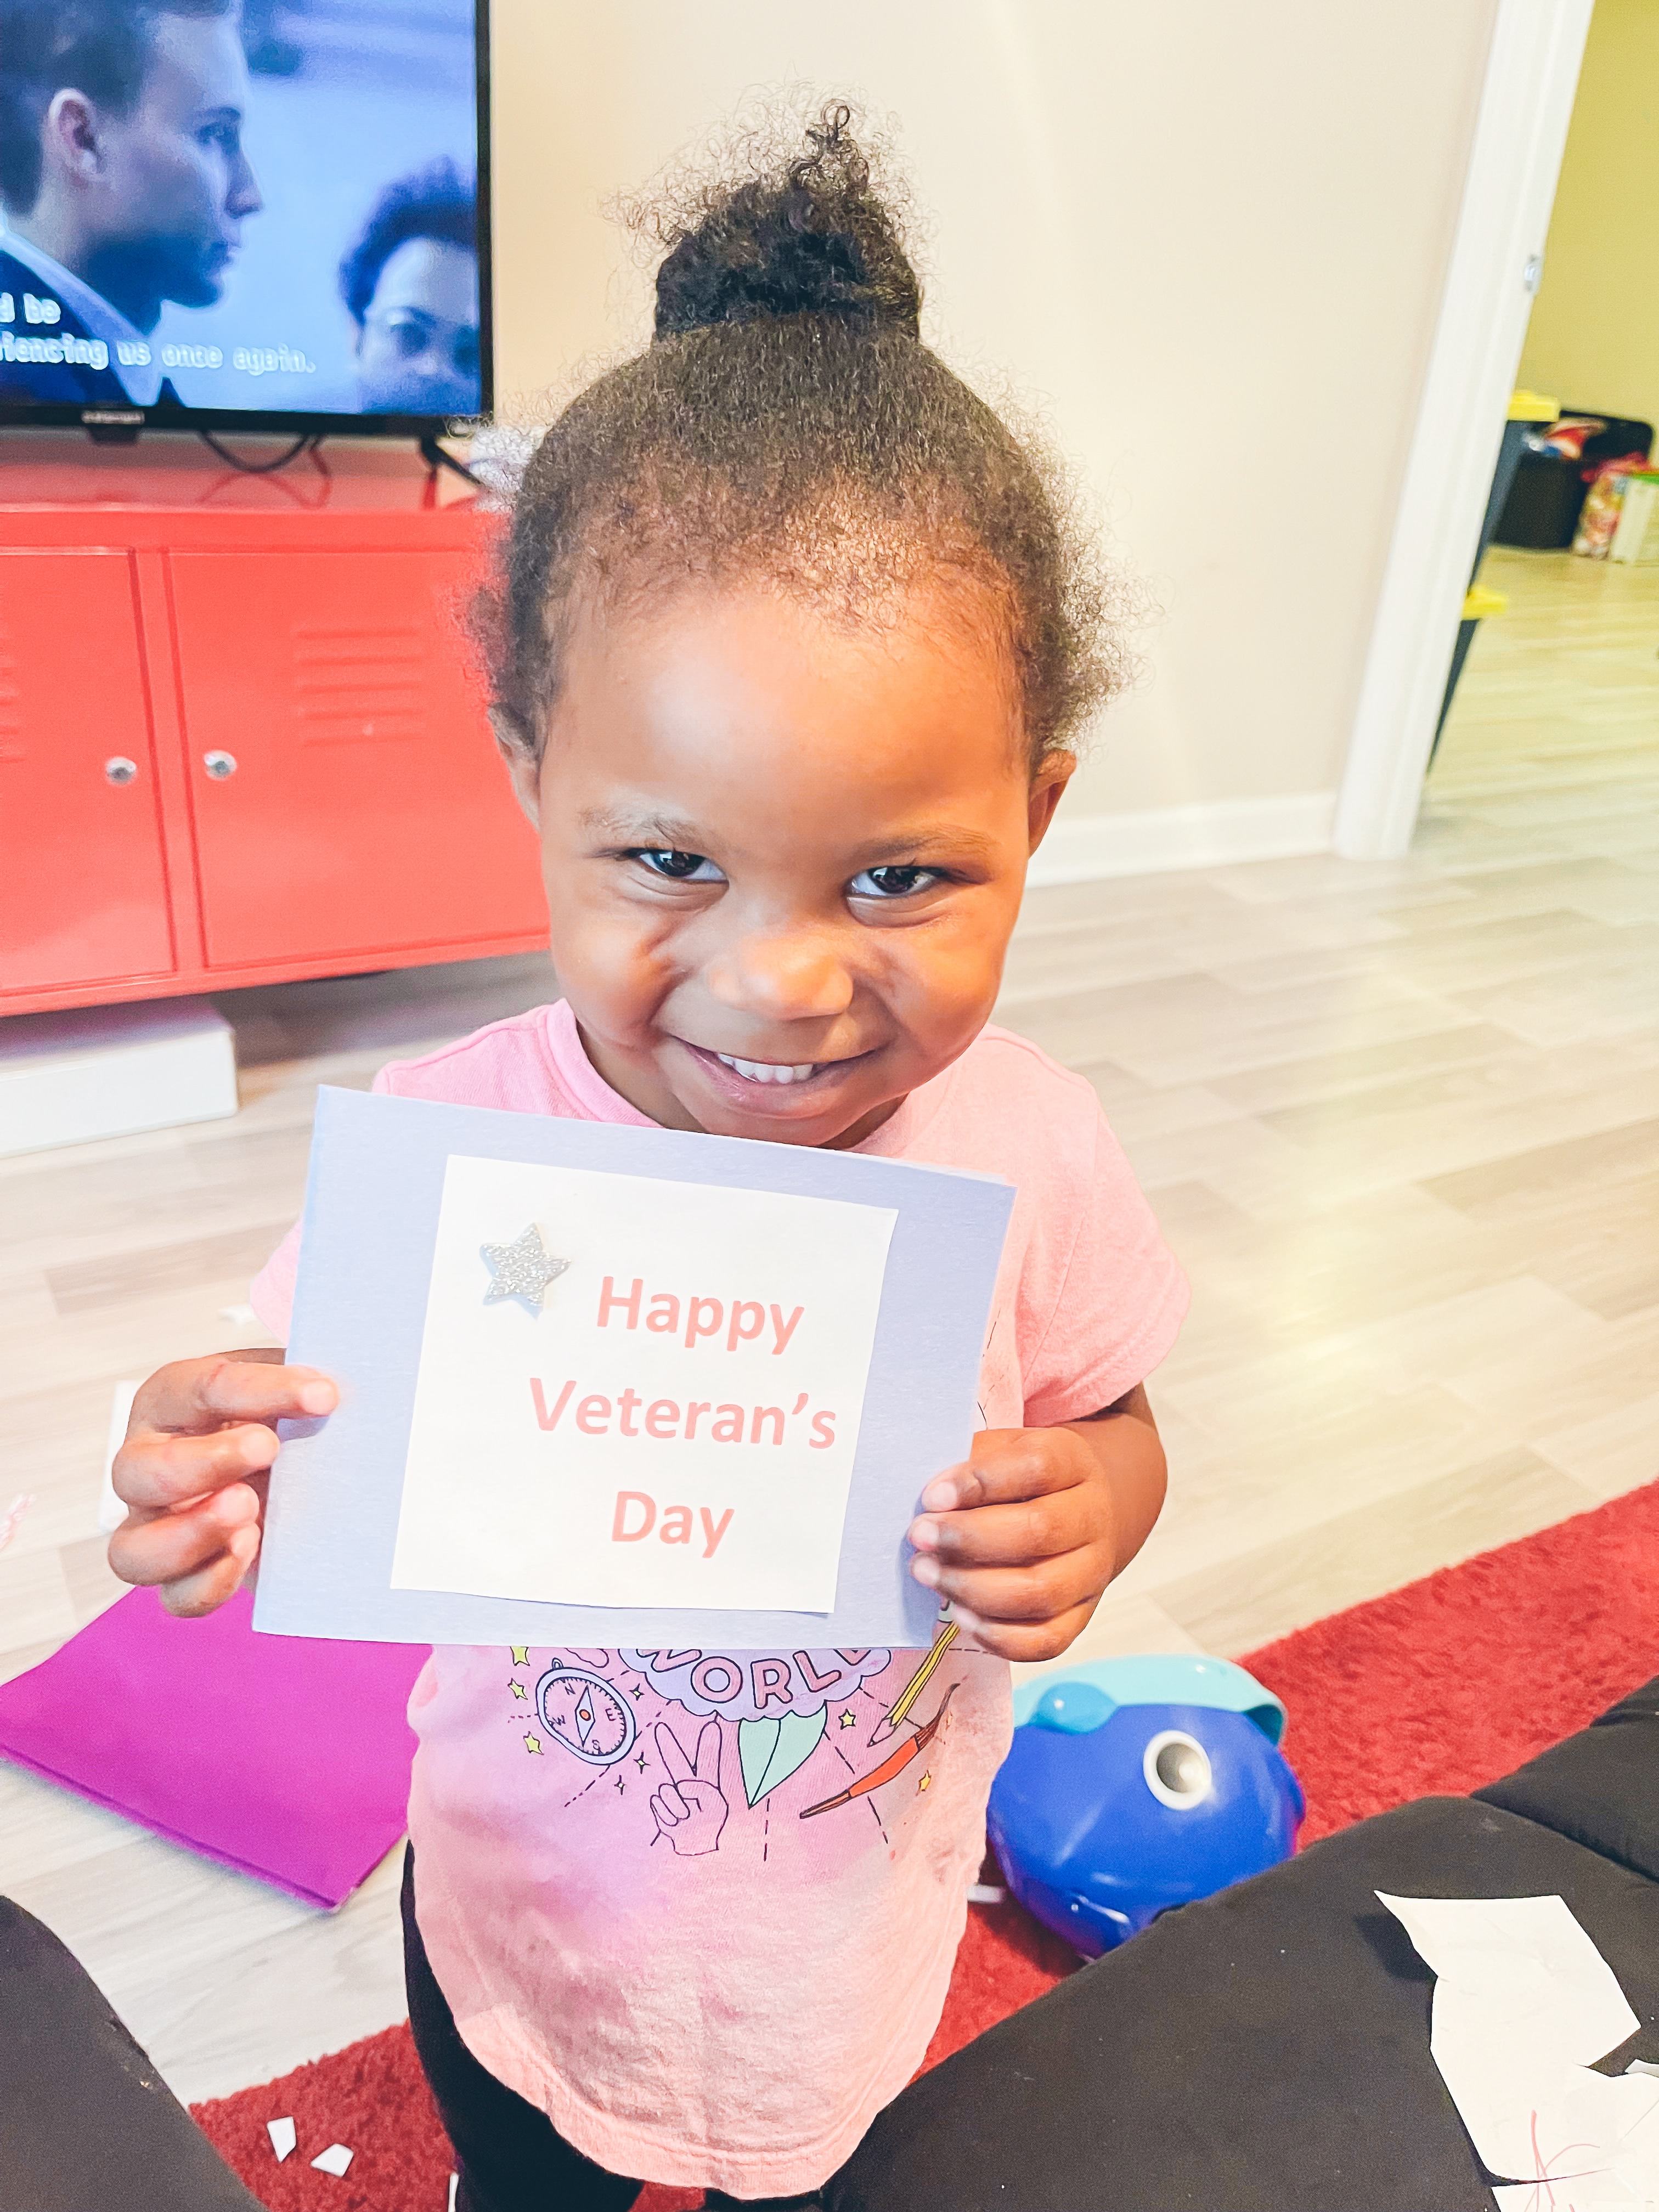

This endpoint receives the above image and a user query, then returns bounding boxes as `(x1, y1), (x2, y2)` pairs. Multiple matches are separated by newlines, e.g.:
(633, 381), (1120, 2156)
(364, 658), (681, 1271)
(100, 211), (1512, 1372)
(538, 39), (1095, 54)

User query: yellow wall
(486, 2), (1498, 821)
(1519, 0), (1659, 441)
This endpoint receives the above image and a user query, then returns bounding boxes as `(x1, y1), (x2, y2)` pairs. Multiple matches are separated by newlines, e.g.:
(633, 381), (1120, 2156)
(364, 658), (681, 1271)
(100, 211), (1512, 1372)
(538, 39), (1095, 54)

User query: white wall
(489, 2), (1499, 876)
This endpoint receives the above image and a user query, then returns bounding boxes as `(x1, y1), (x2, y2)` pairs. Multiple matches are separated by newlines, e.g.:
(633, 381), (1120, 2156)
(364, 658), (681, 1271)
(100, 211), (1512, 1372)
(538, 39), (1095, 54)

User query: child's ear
(1026, 752), (1076, 854)
(490, 708), (541, 828)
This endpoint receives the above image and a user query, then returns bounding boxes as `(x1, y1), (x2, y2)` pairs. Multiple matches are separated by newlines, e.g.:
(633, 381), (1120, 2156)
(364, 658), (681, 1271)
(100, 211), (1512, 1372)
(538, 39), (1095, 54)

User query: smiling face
(502, 584), (1072, 1149)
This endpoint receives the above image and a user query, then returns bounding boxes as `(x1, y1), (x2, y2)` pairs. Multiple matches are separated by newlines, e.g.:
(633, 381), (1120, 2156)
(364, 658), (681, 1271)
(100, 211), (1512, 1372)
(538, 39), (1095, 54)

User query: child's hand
(906, 1387), (1166, 1662)
(108, 1350), (338, 1618)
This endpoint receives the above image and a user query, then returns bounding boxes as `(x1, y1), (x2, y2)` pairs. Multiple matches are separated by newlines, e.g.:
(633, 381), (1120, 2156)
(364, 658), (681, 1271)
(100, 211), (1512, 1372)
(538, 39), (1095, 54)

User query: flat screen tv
(0, 0), (491, 438)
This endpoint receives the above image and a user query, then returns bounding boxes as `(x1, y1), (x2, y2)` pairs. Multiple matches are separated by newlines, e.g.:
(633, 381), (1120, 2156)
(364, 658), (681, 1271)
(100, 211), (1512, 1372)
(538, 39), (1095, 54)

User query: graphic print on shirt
(799, 1683), (958, 1818)
(535, 1663), (637, 1765)
(626, 1645), (897, 1812)
(650, 1718), (728, 1853)
(504, 1643), (964, 1857)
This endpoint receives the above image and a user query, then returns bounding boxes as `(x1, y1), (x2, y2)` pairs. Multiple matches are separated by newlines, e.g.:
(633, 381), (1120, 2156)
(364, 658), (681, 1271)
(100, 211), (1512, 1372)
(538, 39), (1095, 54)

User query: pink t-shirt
(251, 1000), (1187, 2196)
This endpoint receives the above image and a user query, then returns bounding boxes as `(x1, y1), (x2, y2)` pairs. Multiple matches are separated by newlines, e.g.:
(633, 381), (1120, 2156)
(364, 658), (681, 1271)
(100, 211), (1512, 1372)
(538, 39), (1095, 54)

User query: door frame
(1332, 0), (1595, 860)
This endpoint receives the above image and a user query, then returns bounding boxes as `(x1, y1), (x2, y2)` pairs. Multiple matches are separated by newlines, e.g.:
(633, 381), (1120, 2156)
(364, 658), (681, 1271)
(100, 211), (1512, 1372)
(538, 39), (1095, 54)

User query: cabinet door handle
(104, 755), (139, 786)
(202, 751), (238, 780)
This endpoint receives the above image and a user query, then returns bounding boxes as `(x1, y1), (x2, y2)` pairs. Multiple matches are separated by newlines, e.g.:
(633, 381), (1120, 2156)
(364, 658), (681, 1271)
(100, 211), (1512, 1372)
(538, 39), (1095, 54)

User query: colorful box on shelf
(1609, 473), (1659, 565)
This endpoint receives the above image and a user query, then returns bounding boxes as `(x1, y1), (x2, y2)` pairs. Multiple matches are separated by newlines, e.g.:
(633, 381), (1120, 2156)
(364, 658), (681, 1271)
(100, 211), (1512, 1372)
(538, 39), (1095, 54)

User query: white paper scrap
(449, 2175), (459, 2212)
(1380, 1893), (1656, 2203)
(967, 1883), (1006, 1904)
(310, 2142), (353, 2176)
(266, 2115), (296, 2162)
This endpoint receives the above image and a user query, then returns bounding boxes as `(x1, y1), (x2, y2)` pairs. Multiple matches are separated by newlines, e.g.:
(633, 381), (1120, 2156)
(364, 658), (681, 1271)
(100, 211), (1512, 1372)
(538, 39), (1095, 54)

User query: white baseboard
(0, 997), (238, 1158)
(1026, 792), (1338, 887)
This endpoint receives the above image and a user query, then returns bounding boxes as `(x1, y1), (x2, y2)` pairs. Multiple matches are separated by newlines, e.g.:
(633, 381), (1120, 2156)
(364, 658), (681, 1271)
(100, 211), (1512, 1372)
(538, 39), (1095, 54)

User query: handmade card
(254, 1086), (1014, 1649)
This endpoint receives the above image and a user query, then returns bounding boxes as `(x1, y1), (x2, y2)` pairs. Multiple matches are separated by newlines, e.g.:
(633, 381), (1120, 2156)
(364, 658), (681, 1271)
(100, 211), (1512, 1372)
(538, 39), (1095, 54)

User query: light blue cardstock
(254, 1085), (1013, 1648)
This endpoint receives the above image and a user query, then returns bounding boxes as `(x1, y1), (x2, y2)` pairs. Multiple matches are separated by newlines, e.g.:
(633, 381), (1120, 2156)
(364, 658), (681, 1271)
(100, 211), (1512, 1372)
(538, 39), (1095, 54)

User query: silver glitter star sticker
(481, 1224), (570, 1312)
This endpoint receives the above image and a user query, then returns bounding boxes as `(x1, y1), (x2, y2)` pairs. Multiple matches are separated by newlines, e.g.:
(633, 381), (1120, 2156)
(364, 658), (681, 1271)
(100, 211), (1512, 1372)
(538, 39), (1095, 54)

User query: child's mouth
(675, 1040), (871, 1107)
(712, 1053), (820, 1086)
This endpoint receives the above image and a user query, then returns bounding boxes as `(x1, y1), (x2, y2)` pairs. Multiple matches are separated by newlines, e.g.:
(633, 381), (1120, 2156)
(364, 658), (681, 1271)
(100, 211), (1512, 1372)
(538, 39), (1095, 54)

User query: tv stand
(0, 432), (546, 1018)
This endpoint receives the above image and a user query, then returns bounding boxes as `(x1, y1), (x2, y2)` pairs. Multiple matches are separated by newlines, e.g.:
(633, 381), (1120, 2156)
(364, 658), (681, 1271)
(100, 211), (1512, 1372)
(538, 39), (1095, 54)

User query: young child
(109, 112), (1187, 2212)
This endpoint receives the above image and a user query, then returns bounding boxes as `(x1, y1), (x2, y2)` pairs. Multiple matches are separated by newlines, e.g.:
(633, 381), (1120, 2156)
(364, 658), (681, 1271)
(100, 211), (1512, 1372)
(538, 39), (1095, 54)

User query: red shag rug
(193, 1479), (1659, 2211)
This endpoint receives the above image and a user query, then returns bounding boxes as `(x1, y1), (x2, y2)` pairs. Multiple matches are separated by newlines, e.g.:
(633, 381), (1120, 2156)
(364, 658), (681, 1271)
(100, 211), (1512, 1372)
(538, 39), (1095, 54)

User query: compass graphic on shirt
(535, 1664), (637, 1767)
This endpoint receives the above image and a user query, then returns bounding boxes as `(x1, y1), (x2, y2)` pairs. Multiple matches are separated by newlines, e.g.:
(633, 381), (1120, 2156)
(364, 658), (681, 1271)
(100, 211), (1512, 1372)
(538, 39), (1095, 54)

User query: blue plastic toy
(986, 1654), (1305, 1957)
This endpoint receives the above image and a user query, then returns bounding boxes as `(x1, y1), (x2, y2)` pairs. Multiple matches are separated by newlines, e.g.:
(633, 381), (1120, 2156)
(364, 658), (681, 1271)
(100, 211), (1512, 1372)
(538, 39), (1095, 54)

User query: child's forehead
(538, 592), (1030, 865)
(551, 579), (1026, 770)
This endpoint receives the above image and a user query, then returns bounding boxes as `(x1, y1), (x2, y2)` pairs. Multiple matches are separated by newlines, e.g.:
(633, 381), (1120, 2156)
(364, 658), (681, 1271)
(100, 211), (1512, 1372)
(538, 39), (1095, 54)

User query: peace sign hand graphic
(650, 1719), (729, 1856)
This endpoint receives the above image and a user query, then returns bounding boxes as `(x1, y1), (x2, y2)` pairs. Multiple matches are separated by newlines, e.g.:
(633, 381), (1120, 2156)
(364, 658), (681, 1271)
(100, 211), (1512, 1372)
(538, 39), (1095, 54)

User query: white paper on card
(1380, 1894), (1657, 2202)
(309, 2142), (353, 2176)
(265, 2115), (296, 2162)
(390, 1154), (897, 1615)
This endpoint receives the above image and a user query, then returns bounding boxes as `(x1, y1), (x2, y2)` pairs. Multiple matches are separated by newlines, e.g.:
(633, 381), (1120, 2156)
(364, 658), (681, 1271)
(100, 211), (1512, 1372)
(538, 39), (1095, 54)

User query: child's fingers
(131, 1354), (337, 1440)
(155, 1526), (261, 1620)
(109, 1484), (262, 1588)
(113, 1420), (281, 1512)
(918, 1429), (1085, 1515)
(114, 1353), (337, 1515)
(911, 1549), (1105, 1627)
(908, 1487), (1097, 1570)
(946, 1598), (1101, 1666)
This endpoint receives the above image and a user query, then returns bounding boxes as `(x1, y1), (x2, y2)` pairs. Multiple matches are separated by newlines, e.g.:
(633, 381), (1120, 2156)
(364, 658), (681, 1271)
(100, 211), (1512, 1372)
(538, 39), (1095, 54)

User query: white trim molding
(1334, 0), (1593, 860)
(0, 998), (238, 1158)
(1027, 792), (1338, 887)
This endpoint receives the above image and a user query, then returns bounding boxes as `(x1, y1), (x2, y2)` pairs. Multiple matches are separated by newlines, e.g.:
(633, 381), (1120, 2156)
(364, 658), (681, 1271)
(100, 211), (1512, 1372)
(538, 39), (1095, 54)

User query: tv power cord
(196, 428), (323, 474)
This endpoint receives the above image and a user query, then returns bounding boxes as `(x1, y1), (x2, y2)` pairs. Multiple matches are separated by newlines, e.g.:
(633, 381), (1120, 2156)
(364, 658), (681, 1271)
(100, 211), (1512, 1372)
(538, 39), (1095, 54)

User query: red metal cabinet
(0, 441), (549, 1017)
(0, 548), (174, 994)
(171, 549), (544, 968)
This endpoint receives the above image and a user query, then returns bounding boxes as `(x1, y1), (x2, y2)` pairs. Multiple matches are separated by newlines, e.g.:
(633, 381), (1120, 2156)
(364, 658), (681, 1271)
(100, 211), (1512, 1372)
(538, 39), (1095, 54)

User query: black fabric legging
(401, 1848), (825, 2212)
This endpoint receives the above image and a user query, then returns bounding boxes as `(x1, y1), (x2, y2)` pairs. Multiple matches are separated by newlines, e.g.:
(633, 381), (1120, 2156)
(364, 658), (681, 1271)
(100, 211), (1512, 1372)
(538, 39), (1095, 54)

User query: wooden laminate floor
(2, 546), (1656, 2103)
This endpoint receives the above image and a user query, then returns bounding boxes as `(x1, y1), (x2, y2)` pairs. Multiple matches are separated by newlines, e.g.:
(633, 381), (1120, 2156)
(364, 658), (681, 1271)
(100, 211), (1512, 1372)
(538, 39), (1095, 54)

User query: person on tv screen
(0, 0), (262, 408)
(340, 160), (479, 419)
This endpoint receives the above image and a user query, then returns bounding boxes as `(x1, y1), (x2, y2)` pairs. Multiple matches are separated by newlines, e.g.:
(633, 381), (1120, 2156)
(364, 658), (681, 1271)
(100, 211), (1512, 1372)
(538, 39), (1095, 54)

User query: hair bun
(653, 104), (921, 341)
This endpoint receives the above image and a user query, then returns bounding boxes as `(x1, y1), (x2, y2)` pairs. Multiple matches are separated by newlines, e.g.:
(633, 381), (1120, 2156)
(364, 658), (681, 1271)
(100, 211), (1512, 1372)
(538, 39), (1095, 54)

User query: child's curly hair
(476, 103), (1123, 771)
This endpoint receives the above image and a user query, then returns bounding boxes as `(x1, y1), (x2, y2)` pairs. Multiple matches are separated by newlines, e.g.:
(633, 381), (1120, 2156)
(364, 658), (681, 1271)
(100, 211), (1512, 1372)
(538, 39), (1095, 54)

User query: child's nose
(703, 934), (854, 1022)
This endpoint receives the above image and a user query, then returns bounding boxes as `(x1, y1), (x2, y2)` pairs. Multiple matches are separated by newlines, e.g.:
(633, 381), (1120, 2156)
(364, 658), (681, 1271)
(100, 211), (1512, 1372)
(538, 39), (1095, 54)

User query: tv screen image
(0, 0), (490, 431)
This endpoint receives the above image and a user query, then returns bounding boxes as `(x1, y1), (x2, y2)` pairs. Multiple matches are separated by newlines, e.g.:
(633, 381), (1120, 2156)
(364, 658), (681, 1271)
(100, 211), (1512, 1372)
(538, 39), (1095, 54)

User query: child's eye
(630, 848), (725, 883)
(848, 865), (941, 899)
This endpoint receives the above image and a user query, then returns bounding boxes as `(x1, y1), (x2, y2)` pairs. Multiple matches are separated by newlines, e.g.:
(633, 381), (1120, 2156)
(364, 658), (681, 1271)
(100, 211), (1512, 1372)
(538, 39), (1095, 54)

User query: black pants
(402, 1848), (824, 2212)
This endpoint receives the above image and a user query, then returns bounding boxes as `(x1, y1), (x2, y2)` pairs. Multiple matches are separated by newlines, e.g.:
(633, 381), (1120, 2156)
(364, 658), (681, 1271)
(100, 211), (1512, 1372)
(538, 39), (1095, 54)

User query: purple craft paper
(0, 1587), (426, 1909)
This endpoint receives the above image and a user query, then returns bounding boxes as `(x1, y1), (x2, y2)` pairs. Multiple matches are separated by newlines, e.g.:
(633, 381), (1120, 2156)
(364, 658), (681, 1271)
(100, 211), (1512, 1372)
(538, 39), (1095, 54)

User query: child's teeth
(715, 1054), (819, 1085)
